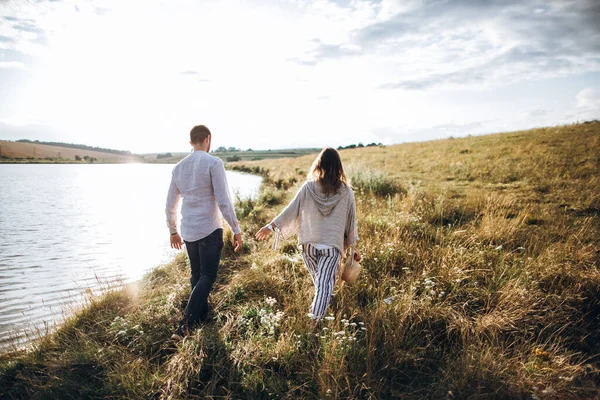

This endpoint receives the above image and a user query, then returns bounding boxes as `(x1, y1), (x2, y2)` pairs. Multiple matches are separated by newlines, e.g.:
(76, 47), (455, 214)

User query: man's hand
(170, 233), (183, 250)
(233, 233), (243, 252)
(255, 225), (273, 241)
(353, 248), (362, 262)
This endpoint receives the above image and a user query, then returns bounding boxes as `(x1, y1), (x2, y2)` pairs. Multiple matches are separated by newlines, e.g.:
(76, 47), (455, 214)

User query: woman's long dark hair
(309, 147), (348, 196)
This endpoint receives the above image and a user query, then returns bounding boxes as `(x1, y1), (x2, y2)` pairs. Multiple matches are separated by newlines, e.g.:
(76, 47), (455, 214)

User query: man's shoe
(171, 324), (188, 341)
(170, 333), (184, 341)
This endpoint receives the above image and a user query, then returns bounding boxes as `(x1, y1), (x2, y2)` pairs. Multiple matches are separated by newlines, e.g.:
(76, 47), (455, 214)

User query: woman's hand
(353, 248), (362, 262)
(255, 224), (273, 241)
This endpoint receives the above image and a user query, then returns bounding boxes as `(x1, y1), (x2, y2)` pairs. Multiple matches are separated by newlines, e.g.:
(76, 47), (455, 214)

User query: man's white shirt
(166, 150), (241, 242)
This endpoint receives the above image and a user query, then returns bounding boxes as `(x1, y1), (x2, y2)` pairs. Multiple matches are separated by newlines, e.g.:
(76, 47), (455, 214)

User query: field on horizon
(142, 148), (322, 164)
(0, 140), (139, 163)
(0, 139), (322, 164)
(1, 122), (599, 399)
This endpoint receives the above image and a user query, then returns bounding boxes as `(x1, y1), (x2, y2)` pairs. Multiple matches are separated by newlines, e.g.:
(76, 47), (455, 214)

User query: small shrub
(258, 188), (284, 206)
(349, 169), (405, 197)
(235, 196), (256, 219)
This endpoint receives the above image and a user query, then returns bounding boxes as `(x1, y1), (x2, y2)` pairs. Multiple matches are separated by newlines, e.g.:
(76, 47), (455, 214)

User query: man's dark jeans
(181, 228), (224, 329)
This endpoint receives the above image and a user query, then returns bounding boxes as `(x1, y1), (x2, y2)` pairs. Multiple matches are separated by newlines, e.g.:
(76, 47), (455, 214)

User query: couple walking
(166, 125), (361, 339)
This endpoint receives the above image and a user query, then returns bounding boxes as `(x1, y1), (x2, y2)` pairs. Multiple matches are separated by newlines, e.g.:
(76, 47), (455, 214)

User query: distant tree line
(16, 139), (133, 156)
(213, 146), (245, 153)
(338, 142), (382, 150)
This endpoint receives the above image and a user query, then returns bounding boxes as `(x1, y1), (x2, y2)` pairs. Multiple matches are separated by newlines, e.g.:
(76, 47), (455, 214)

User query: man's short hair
(190, 125), (211, 144)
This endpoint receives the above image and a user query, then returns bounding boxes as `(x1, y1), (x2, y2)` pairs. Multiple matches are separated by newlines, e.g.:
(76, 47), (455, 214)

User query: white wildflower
(265, 296), (277, 306)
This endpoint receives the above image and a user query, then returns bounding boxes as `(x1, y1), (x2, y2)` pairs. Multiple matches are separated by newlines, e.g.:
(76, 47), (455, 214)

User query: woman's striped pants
(301, 244), (342, 319)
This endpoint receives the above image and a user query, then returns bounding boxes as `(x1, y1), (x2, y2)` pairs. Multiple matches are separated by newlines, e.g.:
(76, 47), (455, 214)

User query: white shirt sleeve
(211, 159), (242, 235)
(272, 183), (304, 239)
(165, 171), (180, 235)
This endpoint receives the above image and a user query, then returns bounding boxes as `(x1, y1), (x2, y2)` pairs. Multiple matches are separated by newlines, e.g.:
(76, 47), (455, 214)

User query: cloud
(0, 13), (49, 63)
(0, 61), (24, 69)
(293, 0), (600, 90)
(523, 108), (552, 119)
(179, 70), (210, 83)
(287, 57), (318, 67)
(288, 39), (361, 66)
(12, 21), (45, 35)
(94, 7), (110, 16)
(379, 68), (486, 90)
(0, 48), (35, 63)
(576, 88), (600, 109)
(559, 88), (600, 123)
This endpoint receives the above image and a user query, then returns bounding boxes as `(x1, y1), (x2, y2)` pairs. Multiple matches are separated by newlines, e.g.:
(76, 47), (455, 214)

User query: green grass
(1, 122), (599, 399)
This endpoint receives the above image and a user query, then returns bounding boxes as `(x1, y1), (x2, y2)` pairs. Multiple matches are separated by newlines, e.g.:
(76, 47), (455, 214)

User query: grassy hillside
(0, 140), (140, 163)
(1, 123), (599, 399)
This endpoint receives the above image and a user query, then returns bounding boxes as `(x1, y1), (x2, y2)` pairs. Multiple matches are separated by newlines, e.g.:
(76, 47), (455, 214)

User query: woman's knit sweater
(272, 180), (358, 254)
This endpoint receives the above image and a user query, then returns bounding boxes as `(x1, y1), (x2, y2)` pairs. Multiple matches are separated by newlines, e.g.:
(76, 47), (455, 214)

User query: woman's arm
(255, 184), (304, 241)
(344, 189), (361, 261)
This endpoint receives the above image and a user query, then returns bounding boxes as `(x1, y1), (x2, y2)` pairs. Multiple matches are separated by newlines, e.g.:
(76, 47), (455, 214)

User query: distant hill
(14, 140), (133, 156)
(0, 140), (141, 163)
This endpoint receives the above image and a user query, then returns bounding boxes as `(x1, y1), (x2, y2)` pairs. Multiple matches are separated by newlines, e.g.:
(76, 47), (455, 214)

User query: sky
(0, 0), (599, 154)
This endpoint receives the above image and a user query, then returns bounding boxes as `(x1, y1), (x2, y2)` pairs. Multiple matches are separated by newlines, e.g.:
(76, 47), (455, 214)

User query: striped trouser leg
(301, 244), (319, 287)
(302, 244), (341, 319)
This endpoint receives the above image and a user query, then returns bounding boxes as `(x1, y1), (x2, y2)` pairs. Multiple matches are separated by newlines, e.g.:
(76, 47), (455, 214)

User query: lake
(0, 164), (262, 352)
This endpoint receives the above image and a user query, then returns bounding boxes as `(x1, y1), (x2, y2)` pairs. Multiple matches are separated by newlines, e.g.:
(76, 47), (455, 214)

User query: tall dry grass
(1, 122), (599, 399)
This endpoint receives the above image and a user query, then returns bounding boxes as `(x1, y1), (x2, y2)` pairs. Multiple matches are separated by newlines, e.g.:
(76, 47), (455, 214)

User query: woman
(255, 148), (361, 321)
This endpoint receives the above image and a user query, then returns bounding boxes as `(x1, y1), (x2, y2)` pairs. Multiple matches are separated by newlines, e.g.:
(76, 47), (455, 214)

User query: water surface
(0, 164), (261, 351)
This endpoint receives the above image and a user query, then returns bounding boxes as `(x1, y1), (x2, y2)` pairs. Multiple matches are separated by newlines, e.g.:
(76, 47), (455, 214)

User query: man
(166, 124), (243, 339)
